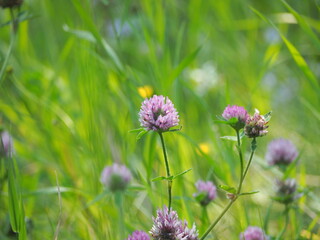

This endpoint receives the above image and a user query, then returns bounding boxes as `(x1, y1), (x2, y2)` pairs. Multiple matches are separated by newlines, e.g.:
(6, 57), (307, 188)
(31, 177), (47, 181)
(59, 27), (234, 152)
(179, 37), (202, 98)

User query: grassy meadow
(0, 0), (320, 239)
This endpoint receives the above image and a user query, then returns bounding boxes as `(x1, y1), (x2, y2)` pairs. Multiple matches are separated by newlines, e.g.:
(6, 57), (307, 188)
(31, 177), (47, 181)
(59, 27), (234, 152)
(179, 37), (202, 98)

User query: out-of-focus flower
(240, 226), (269, 240)
(188, 62), (219, 95)
(139, 95), (179, 132)
(138, 85), (154, 98)
(274, 178), (300, 204)
(127, 230), (150, 240)
(193, 180), (217, 206)
(150, 206), (199, 240)
(0, 0), (23, 8)
(222, 105), (249, 131)
(266, 138), (298, 166)
(0, 131), (13, 158)
(100, 163), (132, 192)
(244, 110), (269, 138)
(196, 143), (210, 155)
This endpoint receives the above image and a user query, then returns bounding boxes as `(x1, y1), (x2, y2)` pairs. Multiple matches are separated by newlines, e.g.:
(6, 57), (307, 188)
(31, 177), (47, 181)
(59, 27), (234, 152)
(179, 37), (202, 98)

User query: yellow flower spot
(300, 230), (320, 240)
(138, 85), (153, 98)
(197, 143), (210, 155)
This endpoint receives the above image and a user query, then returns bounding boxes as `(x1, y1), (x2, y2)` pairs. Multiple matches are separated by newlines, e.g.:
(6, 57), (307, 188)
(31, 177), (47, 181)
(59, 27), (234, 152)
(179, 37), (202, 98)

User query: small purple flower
(244, 110), (269, 138)
(222, 105), (249, 130)
(240, 226), (269, 240)
(139, 95), (179, 132)
(0, 131), (13, 158)
(274, 178), (300, 204)
(127, 230), (150, 240)
(150, 206), (199, 240)
(100, 163), (132, 192)
(193, 180), (217, 206)
(266, 139), (298, 166)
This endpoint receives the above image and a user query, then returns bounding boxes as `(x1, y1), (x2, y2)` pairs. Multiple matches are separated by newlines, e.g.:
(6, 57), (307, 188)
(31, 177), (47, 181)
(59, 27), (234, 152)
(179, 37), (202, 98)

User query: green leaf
(263, 111), (272, 122)
(151, 176), (167, 182)
(220, 136), (238, 142)
(194, 192), (207, 202)
(218, 184), (237, 194)
(172, 168), (192, 180)
(216, 115), (226, 121)
(128, 128), (145, 133)
(136, 130), (148, 140)
(238, 191), (259, 196)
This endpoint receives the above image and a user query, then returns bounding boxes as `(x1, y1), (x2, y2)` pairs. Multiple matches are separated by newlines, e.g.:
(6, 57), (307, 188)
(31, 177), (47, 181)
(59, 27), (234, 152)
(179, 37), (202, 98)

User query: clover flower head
(276, 178), (297, 196)
(0, 131), (13, 158)
(100, 163), (132, 192)
(266, 139), (298, 166)
(139, 95), (179, 132)
(240, 226), (269, 240)
(150, 206), (199, 240)
(193, 180), (217, 206)
(222, 105), (249, 130)
(244, 109), (269, 138)
(127, 230), (150, 240)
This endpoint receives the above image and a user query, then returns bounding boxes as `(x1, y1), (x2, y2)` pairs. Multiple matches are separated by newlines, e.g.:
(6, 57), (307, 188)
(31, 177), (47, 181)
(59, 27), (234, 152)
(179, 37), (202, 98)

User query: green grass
(0, 0), (320, 239)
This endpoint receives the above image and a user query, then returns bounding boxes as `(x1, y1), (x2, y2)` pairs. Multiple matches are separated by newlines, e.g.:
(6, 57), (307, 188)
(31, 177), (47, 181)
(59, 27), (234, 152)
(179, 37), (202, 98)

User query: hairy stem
(158, 132), (172, 211)
(236, 130), (244, 194)
(200, 198), (237, 240)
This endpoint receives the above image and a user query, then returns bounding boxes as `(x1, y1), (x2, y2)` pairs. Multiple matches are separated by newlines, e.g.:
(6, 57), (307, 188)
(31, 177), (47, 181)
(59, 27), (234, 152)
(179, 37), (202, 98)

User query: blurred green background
(0, 0), (320, 239)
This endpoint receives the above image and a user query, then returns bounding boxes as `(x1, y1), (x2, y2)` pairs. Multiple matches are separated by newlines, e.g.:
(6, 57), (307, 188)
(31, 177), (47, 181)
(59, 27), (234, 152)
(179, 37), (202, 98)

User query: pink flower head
(150, 206), (199, 240)
(240, 226), (269, 240)
(193, 180), (217, 206)
(127, 230), (150, 240)
(139, 95), (179, 132)
(100, 163), (132, 192)
(266, 139), (298, 166)
(244, 110), (269, 138)
(0, 131), (13, 158)
(222, 105), (249, 130)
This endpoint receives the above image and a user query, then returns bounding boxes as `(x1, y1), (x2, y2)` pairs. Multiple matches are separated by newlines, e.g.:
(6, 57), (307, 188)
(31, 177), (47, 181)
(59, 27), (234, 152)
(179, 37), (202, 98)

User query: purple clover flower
(274, 178), (301, 204)
(100, 163), (132, 192)
(244, 110), (269, 138)
(193, 180), (217, 206)
(240, 226), (269, 240)
(266, 139), (298, 166)
(150, 206), (199, 240)
(139, 95), (179, 132)
(222, 105), (249, 130)
(127, 230), (150, 240)
(0, 131), (13, 158)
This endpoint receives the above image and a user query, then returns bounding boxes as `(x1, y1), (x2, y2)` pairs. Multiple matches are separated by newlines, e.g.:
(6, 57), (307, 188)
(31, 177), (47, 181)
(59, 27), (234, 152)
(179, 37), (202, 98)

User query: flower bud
(244, 109), (269, 138)
(100, 163), (132, 192)
(193, 180), (217, 206)
(266, 138), (298, 167)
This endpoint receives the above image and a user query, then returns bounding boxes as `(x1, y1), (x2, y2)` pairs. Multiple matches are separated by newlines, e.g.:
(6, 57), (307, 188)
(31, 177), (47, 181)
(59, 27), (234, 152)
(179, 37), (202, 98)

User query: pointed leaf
(136, 130), (148, 140)
(220, 136), (238, 142)
(151, 176), (167, 182)
(172, 168), (192, 180)
(239, 191), (259, 196)
(218, 184), (237, 194)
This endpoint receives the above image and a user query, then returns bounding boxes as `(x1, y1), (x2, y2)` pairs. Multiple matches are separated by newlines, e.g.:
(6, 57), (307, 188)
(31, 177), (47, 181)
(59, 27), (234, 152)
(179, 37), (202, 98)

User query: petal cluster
(193, 180), (217, 206)
(150, 206), (199, 240)
(222, 105), (249, 123)
(127, 230), (150, 240)
(266, 138), (298, 166)
(100, 163), (132, 192)
(240, 226), (269, 240)
(244, 110), (269, 138)
(139, 95), (179, 132)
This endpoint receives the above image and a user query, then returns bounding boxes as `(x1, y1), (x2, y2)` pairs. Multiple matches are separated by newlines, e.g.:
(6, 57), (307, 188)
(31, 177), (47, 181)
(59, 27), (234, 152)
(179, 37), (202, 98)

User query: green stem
(200, 198), (237, 240)
(0, 8), (18, 86)
(236, 130), (244, 194)
(242, 139), (256, 182)
(276, 206), (290, 240)
(200, 137), (257, 240)
(115, 192), (124, 240)
(158, 132), (172, 211)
